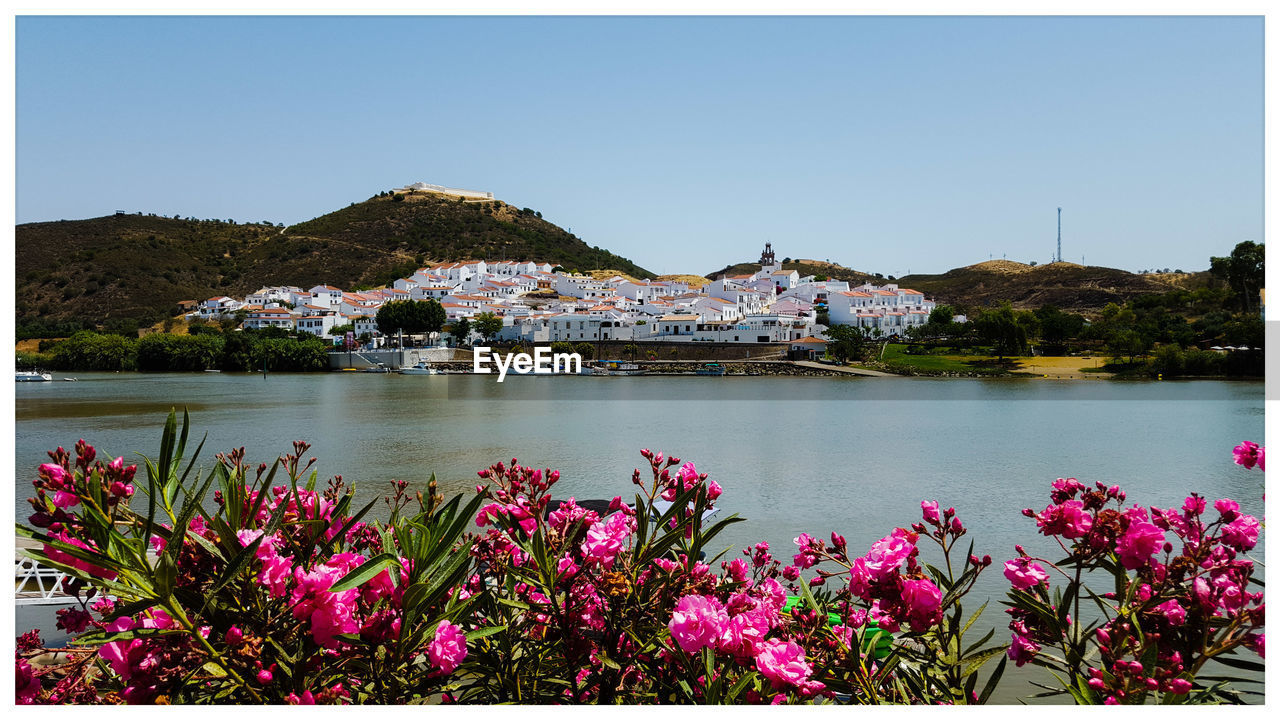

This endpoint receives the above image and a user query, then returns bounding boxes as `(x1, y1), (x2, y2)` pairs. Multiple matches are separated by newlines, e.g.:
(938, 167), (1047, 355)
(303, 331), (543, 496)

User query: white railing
(15, 554), (74, 605)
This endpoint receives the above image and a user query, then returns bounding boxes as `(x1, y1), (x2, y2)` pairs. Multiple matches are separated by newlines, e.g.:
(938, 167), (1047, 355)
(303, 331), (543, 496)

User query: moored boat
(16, 370), (53, 382)
(695, 363), (725, 376)
(592, 360), (646, 376)
(398, 361), (439, 375)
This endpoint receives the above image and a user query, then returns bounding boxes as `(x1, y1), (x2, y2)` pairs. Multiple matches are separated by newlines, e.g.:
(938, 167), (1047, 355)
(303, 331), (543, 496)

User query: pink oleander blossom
(754, 639), (813, 688)
(1233, 441), (1263, 470)
(921, 500), (941, 525)
(427, 620), (468, 675)
(98, 609), (179, 681)
(548, 498), (599, 534)
(1003, 557), (1050, 590)
(718, 609), (770, 658)
(43, 531), (117, 580)
(1155, 599), (1186, 626)
(16, 658), (41, 704)
(580, 511), (635, 568)
(669, 594), (728, 654)
(899, 577), (943, 631)
(1221, 514), (1260, 551)
(1035, 499), (1093, 539)
(1115, 519), (1166, 570)
(1006, 631), (1039, 667)
(288, 557), (362, 649)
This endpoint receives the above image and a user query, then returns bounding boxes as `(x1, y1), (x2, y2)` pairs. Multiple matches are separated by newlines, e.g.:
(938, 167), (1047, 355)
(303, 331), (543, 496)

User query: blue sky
(16, 15), (1263, 276)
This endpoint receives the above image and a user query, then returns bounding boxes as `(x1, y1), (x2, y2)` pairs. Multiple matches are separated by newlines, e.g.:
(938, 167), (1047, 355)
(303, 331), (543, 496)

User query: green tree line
(19, 328), (332, 373)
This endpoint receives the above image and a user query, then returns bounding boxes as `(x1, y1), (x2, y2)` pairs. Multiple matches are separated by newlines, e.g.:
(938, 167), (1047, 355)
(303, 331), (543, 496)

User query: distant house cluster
(188, 245), (936, 348)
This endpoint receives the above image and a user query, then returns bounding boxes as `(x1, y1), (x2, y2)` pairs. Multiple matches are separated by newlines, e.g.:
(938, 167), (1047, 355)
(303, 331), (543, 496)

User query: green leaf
(978, 655), (1007, 704)
(330, 553), (401, 593)
(465, 625), (507, 642)
(202, 661), (227, 678)
(207, 533), (266, 596)
(154, 550), (177, 598)
(1210, 654), (1265, 672)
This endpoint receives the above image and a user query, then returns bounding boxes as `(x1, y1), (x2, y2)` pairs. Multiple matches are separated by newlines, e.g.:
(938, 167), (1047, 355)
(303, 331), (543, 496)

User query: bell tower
(759, 242), (775, 266)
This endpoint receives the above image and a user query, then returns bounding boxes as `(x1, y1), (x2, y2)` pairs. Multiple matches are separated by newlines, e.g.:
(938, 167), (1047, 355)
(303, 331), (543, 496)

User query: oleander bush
(14, 413), (1265, 704)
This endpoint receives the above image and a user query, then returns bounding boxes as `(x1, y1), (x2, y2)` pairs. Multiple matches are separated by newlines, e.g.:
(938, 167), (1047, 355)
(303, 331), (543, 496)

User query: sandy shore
(1016, 355), (1113, 379)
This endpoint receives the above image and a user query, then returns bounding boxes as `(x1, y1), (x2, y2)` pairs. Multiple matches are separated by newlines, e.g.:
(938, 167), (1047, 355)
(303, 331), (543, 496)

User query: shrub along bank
(24, 329), (330, 372)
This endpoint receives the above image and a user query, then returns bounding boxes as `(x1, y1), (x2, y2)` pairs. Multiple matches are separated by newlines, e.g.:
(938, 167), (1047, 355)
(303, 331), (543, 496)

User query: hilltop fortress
(394, 182), (493, 200)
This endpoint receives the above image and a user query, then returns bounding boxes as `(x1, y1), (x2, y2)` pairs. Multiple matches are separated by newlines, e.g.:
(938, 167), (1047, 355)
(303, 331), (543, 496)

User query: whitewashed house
(242, 307), (295, 330)
(308, 285), (344, 309)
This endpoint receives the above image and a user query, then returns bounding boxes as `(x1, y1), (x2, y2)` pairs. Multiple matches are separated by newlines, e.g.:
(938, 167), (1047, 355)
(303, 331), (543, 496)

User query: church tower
(759, 242), (776, 266)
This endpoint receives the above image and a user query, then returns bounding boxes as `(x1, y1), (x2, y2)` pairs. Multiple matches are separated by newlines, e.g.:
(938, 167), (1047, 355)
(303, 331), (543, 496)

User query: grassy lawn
(878, 344), (1025, 375)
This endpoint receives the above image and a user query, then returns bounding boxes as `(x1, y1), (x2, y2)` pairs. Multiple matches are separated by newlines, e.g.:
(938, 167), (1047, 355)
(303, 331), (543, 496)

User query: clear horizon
(16, 15), (1263, 276)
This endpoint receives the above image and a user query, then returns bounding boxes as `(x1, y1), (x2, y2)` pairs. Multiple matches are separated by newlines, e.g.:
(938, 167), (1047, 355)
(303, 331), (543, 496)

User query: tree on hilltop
(1209, 241), (1264, 314)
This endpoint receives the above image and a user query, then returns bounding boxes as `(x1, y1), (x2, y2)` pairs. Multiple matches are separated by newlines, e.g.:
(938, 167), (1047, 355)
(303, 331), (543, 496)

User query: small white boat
(592, 361), (646, 376)
(16, 370), (53, 382)
(398, 361), (439, 375)
(362, 364), (391, 373)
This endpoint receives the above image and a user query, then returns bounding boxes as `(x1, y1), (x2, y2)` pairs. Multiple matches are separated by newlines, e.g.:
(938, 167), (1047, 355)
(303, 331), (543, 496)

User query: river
(13, 372), (1266, 702)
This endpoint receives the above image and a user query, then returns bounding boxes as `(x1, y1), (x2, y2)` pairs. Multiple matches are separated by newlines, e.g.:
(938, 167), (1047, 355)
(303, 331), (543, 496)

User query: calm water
(14, 372), (1266, 702)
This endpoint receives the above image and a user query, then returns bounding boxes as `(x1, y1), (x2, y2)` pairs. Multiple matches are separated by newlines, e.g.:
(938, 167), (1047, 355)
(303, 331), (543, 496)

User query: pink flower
(548, 498), (599, 534)
(37, 463), (70, 488)
(43, 531), (116, 580)
(580, 512), (635, 568)
(860, 529), (916, 579)
(1248, 632), (1264, 658)
(1233, 441), (1262, 470)
(1006, 631), (1039, 667)
(724, 558), (749, 584)
(1214, 498), (1240, 518)
(754, 639), (813, 688)
(668, 594), (727, 654)
(16, 658), (41, 704)
(1182, 495), (1206, 515)
(1115, 520), (1165, 570)
(1221, 514), (1260, 551)
(1155, 599), (1186, 626)
(900, 577), (943, 630)
(1166, 678), (1192, 694)
(427, 620), (468, 675)
(718, 609), (770, 657)
(288, 559), (361, 649)
(757, 577), (787, 613)
(98, 609), (177, 681)
(1035, 500), (1093, 539)
(1003, 558), (1050, 590)
(52, 490), (80, 509)
(920, 500), (940, 525)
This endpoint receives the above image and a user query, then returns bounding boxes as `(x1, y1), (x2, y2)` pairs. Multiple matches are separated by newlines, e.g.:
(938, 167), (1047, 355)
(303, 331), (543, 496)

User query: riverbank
(399, 360), (864, 377)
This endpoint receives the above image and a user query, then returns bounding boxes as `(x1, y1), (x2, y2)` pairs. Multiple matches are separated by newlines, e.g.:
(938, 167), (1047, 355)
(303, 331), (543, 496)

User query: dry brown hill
(897, 261), (1211, 316)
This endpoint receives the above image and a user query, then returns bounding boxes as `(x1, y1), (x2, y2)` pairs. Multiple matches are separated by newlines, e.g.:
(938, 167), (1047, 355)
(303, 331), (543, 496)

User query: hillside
(704, 255), (1213, 316)
(896, 260), (1211, 316)
(706, 259), (878, 286)
(15, 191), (654, 331)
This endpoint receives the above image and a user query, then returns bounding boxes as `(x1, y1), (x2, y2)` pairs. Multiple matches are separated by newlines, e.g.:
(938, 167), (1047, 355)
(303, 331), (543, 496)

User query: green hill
(896, 260), (1210, 316)
(706, 259), (878, 286)
(15, 191), (654, 333)
(706, 256), (1210, 316)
